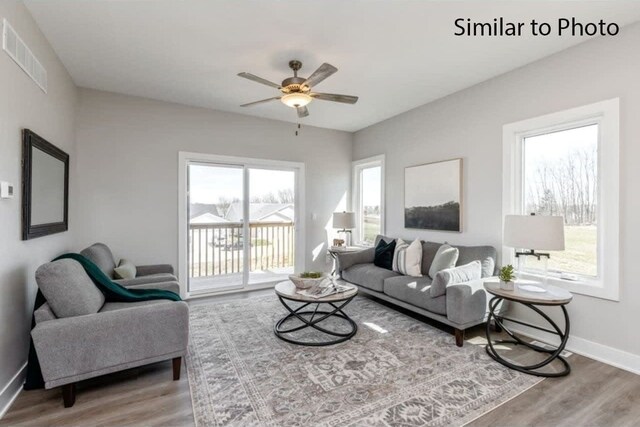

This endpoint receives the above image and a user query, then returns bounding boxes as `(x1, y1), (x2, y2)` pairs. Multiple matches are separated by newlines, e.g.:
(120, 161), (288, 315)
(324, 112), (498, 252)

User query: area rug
(186, 295), (542, 427)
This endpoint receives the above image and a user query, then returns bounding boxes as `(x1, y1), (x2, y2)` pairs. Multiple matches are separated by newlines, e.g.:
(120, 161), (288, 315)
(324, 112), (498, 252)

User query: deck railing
(188, 221), (295, 278)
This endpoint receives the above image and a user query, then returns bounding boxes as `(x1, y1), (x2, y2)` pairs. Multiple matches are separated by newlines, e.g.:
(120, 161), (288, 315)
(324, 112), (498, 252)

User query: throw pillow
(374, 238), (396, 270)
(36, 259), (105, 318)
(114, 258), (137, 280)
(430, 260), (482, 298)
(392, 238), (423, 277)
(428, 243), (459, 278)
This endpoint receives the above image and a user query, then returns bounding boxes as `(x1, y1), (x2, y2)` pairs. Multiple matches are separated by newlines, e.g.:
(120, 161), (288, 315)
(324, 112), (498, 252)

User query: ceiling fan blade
(240, 97), (281, 107)
(297, 106), (309, 118)
(237, 72), (281, 89)
(302, 63), (338, 88)
(311, 93), (358, 104)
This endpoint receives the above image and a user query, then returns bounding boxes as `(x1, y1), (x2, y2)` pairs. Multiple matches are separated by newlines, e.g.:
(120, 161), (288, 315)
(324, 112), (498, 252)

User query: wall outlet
(0, 182), (15, 199)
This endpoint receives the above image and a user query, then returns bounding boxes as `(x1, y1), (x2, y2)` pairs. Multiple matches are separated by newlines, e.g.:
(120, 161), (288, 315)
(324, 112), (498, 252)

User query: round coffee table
(484, 280), (573, 377)
(274, 280), (358, 346)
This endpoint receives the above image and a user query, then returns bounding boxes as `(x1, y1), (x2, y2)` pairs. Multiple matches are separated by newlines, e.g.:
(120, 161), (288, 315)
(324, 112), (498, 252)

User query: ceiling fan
(237, 60), (358, 118)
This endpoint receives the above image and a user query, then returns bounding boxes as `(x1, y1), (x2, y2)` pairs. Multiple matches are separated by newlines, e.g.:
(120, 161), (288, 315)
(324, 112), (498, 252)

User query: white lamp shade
(333, 212), (356, 230)
(504, 215), (565, 251)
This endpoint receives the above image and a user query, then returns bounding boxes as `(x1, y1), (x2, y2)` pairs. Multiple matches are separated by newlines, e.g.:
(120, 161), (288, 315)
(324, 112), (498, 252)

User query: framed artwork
(404, 158), (462, 232)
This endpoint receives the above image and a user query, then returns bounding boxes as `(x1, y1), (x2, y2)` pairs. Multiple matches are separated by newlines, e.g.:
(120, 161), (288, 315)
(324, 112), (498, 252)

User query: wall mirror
(22, 129), (69, 240)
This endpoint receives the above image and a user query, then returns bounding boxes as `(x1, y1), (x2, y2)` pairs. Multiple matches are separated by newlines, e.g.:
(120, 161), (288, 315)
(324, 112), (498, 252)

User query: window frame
(352, 154), (385, 247)
(502, 99), (620, 301)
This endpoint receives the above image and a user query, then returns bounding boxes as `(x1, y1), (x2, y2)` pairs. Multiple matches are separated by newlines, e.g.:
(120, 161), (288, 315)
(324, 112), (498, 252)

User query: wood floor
(3, 294), (640, 426)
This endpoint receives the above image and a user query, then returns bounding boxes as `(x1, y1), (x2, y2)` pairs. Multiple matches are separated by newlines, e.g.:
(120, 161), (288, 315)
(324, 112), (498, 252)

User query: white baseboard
(505, 322), (640, 376)
(0, 363), (26, 419)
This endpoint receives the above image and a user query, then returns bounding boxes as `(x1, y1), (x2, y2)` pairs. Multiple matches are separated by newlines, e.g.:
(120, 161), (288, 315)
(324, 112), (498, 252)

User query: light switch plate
(0, 182), (15, 199)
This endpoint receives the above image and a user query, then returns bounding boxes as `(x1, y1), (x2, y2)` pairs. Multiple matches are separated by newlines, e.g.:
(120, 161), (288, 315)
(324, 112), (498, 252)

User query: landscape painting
(404, 158), (462, 232)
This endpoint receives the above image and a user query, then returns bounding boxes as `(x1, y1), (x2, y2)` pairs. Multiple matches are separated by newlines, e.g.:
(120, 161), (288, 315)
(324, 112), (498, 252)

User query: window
(503, 99), (619, 301)
(353, 155), (385, 246)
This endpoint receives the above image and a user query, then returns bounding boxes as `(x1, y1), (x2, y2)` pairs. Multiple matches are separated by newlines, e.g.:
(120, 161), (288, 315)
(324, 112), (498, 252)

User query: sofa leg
(61, 383), (76, 408)
(172, 357), (182, 381)
(454, 328), (465, 347)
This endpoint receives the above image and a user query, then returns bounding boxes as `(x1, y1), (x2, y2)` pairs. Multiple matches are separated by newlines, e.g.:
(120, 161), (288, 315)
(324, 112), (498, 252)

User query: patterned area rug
(186, 295), (542, 426)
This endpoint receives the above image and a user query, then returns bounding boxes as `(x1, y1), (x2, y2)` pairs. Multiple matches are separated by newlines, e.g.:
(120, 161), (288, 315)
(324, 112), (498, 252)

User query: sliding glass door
(183, 156), (302, 296)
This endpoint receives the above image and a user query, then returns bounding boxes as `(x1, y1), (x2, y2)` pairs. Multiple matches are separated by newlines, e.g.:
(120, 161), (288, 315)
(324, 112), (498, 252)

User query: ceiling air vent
(3, 19), (47, 93)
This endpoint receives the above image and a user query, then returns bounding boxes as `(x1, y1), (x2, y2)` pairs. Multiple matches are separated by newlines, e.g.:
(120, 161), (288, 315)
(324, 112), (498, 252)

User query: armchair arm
(136, 264), (174, 276)
(125, 281), (180, 295)
(114, 273), (177, 287)
(335, 248), (375, 276)
(32, 300), (188, 387)
(445, 278), (489, 327)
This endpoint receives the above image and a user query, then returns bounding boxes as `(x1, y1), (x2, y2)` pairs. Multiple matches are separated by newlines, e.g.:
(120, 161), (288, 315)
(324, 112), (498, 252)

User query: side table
(484, 280), (573, 377)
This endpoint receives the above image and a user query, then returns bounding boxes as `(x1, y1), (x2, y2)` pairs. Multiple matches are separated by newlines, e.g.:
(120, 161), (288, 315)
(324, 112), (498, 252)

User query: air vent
(3, 19), (47, 93)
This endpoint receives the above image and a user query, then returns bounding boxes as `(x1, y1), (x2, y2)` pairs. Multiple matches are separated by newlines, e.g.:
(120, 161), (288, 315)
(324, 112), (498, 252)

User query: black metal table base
(274, 295), (358, 346)
(485, 296), (571, 377)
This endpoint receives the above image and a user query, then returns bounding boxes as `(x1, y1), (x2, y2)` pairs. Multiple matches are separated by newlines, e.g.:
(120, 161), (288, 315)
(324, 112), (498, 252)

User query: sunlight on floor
(363, 322), (388, 334)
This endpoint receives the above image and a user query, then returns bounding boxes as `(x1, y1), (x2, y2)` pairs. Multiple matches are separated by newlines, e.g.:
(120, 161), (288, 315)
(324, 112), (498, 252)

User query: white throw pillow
(392, 238), (423, 277)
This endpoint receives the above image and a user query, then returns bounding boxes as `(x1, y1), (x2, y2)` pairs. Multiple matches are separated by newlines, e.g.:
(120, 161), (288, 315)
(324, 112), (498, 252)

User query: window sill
(519, 271), (619, 302)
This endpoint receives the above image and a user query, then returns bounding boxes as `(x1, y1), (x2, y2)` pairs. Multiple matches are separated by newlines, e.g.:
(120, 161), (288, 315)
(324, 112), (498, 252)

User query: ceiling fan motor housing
(281, 76), (308, 93)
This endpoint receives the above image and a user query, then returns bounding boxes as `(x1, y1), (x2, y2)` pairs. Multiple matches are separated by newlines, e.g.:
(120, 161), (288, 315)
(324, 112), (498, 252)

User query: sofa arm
(32, 300), (189, 388)
(125, 281), (180, 295)
(445, 278), (489, 327)
(335, 248), (375, 276)
(136, 264), (174, 276)
(115, 273), (177, 287)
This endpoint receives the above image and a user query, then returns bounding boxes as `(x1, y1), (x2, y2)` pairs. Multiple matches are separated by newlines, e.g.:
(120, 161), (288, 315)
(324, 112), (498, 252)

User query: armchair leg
(454, 328), (465, 347)
(172, 357), (182, 381)
(61, 383), (76, 408)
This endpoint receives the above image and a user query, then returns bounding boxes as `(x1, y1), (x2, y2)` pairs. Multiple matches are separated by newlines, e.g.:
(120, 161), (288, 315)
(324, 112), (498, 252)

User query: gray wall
(353, 23), (640, 359)
(74, 89), (352, 274)
(0, 0), (78, 410)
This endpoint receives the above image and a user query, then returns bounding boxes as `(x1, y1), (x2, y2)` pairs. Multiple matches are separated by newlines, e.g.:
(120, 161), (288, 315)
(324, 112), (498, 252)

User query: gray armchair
(80, 242), (177, 286)
(32, 259), (189, 407)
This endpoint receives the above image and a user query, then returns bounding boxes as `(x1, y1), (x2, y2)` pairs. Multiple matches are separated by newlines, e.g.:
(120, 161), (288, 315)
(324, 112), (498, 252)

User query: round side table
(484, 281), (573, 377)
(274, 280), (358, 346)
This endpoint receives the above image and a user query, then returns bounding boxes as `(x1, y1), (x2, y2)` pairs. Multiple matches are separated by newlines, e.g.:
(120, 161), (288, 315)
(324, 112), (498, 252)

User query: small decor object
(22, 129), (69, 240)
(405, 158), (462, 232)
(289, 272), (327, 290)
(499, 265), (516, 291)
(333, 211), (356, 246)
(332, 238), (345, 247)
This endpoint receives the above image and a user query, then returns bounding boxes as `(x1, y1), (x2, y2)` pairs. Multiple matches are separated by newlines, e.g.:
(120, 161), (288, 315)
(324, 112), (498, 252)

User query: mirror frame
(22, 129), (69, 240)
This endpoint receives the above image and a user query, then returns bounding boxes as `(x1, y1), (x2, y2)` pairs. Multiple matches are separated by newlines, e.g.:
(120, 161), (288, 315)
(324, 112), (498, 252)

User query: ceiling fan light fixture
(281, 93), (312, 108)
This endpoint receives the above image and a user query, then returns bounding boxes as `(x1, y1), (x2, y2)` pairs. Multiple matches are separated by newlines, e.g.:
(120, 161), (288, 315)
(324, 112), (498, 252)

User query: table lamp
(333, 211), (356, 246)
(504, 213), (565, 285)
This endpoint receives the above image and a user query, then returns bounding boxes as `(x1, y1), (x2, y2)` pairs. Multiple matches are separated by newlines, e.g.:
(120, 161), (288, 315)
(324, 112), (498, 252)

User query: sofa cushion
(81, 243), (117, 279)
(420, 241), (441, 276)
(383, 276), (447, 315)
(36, 259), (105, 318)
(114, 258), (137, 280)
(342, 264), (400, 292)
(392, 238), (422, 277)
(430, 260), (482, 298)
(374, 238), (396, 270)
(455, 245), (497, 278)
(428, 244), (459, 278)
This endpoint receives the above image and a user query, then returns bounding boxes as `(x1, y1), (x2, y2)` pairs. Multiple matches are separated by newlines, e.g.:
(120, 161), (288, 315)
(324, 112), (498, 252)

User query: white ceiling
(24, 1), (640, 132)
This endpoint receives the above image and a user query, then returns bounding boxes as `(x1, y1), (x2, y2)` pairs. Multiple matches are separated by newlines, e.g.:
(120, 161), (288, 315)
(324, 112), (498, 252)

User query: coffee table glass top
(275, 280), (358, 302)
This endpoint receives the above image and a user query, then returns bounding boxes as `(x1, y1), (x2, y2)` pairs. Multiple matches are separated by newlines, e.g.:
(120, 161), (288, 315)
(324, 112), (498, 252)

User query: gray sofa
(336, 235), (497, 347)
(31, 258), (188, 408)
(81, 242), (177, 287)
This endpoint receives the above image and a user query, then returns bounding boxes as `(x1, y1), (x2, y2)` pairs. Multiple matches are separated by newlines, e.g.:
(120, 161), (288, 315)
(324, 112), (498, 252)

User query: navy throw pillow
(374, 239), (396, 270)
